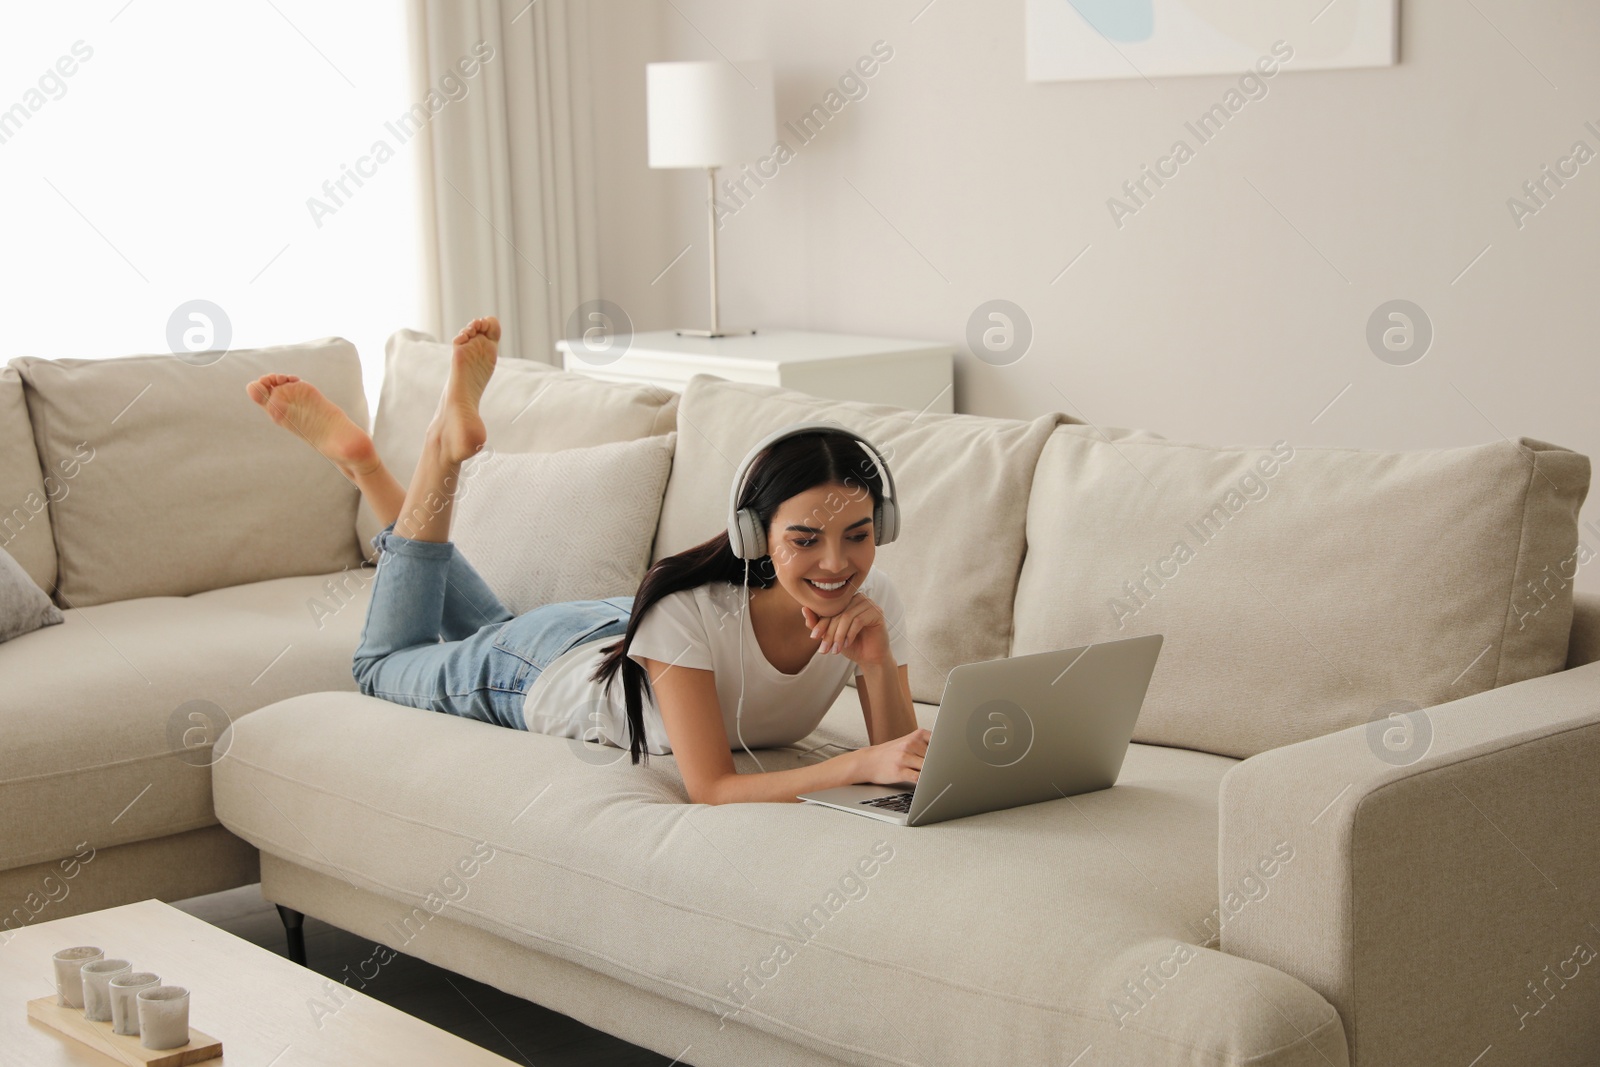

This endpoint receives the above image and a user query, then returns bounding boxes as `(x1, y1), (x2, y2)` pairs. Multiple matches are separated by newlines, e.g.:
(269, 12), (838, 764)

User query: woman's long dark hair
(588, 430), (887, 765)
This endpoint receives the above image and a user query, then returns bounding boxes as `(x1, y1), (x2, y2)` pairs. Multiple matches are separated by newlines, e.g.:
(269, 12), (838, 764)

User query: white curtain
(405, 0), (597, 364)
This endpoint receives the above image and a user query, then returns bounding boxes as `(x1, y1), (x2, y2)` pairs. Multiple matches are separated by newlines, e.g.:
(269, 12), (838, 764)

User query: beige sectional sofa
(5, 332), (1598, 1066)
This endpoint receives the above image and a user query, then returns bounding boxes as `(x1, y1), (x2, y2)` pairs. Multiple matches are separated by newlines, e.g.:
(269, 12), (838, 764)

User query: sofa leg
(275, 904), (307, 966)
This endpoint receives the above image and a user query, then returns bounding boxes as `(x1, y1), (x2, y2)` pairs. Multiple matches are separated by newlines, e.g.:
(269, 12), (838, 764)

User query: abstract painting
(1026, 0), (1398, 82)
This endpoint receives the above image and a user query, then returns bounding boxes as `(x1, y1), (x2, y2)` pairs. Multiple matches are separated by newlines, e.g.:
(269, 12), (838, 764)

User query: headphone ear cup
(735, 507), (765, 560)
(877, 497), (898, 546)
(750, 510), (767, 560)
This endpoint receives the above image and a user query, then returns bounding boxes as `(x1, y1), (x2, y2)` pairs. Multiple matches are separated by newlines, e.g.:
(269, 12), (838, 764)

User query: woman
(246, 316), (930, 805)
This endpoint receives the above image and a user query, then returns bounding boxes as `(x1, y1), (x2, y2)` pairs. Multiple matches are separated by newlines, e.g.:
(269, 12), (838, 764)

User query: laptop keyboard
(860, 791), (914, 813)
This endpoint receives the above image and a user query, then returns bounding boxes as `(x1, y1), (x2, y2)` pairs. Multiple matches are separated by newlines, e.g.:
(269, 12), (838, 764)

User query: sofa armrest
(1217, 660), (1600, 1067)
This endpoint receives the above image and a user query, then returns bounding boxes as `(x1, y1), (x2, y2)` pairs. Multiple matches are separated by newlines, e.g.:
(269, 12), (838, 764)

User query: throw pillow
(0, 543), (62, 643)
(0, 365), (56, 595)
(358, 329), (680, 561)
(448, 434), (677, 616)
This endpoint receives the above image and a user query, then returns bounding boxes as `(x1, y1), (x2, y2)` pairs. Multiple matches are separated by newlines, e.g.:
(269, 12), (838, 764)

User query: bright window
(0, 0), (424, 416)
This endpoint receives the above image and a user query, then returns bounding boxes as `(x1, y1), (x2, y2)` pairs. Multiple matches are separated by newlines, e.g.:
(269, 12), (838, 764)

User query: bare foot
(246, 374), (378, 476)
(432, 316), (499, 464)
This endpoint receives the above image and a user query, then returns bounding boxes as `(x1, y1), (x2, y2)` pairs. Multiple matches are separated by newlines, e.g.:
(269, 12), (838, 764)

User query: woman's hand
(853, 727), (930, 787)
(801, 591), (892, 670)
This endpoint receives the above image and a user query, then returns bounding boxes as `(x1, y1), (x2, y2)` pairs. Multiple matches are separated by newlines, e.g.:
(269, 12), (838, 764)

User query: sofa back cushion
(360, 329), (679, 558)
(651, 374), (1062, 705)
(1013, 428), (1591, 758)
(12, 338), (367, 607)
(0, 366), (57, 595)
(1569, 593), (1600, 670)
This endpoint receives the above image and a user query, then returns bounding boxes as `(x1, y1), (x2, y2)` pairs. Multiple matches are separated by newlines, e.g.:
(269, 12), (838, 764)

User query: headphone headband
(725, 419), (900, 561)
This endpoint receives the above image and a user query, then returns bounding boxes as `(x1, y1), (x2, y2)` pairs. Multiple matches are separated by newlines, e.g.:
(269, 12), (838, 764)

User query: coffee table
(3, 898), (519, 1065)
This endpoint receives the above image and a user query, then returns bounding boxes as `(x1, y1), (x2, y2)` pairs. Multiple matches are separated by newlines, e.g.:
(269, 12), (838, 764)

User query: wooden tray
(26, 996), (222, 1066)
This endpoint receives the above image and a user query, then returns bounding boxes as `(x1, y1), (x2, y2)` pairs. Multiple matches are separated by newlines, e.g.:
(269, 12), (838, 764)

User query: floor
(174, 883), (677, 1066)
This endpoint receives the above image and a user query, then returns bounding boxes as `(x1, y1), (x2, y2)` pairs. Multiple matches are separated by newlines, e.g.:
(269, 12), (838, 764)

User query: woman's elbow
(689, 775), (730, 806)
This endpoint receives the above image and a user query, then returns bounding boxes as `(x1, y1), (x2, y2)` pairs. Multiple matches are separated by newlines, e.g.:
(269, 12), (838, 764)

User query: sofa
(5, 332), (1598, 1066)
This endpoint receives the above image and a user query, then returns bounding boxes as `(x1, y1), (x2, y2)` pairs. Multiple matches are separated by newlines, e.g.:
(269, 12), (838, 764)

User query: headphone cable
(735, 556), (764, 772)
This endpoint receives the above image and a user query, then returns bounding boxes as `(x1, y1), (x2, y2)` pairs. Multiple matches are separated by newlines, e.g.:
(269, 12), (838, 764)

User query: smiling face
(762, 481), (877, 619)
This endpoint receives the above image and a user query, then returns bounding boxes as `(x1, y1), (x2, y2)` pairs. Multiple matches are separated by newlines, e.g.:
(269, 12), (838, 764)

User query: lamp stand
(676, 166), (755, 339)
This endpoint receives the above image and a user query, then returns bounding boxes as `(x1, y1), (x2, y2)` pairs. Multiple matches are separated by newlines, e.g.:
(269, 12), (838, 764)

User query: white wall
(581, 0), (1600, 593)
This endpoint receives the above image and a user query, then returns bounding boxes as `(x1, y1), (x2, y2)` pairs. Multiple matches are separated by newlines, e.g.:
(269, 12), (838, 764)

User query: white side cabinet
(556, 329), (955, 414)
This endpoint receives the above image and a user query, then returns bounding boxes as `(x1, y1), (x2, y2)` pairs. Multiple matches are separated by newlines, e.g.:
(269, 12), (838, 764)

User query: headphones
(723, 419), (900, 771)
(726, 419), (901, 560)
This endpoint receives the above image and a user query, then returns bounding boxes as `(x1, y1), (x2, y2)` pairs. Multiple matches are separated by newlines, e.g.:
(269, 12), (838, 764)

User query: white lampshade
(646, 60), (775, 170)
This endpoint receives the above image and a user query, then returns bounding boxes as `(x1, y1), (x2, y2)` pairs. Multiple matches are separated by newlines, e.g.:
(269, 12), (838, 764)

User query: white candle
(109, 971), (160, 1036)
(136, 985), (190, 1051)
(79, 958), (130, 1022)
(50, 946), (102, 1009)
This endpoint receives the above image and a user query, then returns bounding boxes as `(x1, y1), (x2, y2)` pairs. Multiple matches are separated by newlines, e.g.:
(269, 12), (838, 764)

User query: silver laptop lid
(903, 633), (1163, 826)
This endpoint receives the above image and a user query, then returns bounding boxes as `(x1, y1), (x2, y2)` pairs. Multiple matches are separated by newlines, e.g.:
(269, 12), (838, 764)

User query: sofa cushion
(0, 365), (57, 595)
(359, 329), (680, 560)
(451, 434), (677, 615)
(11, 339), (367, 608)
(651, 374), (1063, 705)
(0, 569), (372, 872)
(213, 692), (1348, 1065)
(1570, 592), (1600, 670)
(1014, 428), (1591, 758)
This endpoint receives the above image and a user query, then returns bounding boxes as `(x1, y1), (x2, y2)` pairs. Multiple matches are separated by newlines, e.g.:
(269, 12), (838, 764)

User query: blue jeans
(351, 522), (634, 730)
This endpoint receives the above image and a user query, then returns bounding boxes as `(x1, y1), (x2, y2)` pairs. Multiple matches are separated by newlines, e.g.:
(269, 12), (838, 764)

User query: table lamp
(646, 60), (775, 338)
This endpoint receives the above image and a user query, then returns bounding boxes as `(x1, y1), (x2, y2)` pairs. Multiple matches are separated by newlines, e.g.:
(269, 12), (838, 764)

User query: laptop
(797, 633), (1163, 826)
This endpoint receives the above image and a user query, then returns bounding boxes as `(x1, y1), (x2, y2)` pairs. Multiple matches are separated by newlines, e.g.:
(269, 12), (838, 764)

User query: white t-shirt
(521, 569), (910, 755)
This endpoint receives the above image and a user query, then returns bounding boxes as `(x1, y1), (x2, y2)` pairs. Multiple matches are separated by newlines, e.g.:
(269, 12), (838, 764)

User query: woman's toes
(455, 317), (496, 344)
(248, 374), (303, 407)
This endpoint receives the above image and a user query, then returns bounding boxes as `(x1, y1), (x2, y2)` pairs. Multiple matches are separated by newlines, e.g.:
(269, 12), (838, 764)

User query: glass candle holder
(109, 971), (160, 1036)
(51, 946), (103, 1008)
(136, 986), (190, 1051)
(79, 958), (130, 1022)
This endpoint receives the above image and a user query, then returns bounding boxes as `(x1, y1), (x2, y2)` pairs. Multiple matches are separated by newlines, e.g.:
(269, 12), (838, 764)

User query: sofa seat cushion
(213, 693), (1346, 1066)
(0, 570), (373, 872)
